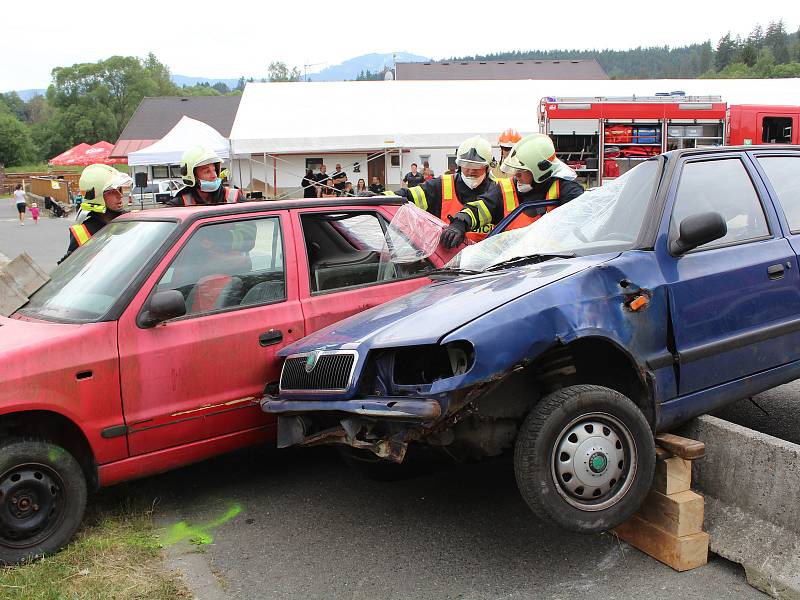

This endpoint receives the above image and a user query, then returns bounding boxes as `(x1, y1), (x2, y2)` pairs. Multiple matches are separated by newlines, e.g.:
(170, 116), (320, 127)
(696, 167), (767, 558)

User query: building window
(447, 155), (457, 173)
(152, 165), (169, 179)
(306, 157), (323, 172)
(169, 165), (182, 179)
(390, 153), (400, 167)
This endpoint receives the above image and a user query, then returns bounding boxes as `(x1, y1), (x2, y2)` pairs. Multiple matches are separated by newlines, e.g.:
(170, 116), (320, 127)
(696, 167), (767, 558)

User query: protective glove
(440, 213), (470, 248)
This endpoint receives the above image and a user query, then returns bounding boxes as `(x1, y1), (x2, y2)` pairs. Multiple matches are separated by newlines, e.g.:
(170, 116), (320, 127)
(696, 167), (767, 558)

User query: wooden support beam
(637, 490), (704, 538)
(655, 433), (705, 460)
(614, 515), (709, 571)
(652, 456), (692, 495)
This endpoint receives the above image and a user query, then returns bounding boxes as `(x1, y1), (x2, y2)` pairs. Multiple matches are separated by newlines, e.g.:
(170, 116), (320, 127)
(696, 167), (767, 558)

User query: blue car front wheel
(514, 385), (655, 533)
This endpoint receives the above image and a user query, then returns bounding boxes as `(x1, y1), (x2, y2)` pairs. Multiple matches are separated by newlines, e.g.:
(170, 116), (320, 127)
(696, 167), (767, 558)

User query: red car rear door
(117, 211), (304, 456)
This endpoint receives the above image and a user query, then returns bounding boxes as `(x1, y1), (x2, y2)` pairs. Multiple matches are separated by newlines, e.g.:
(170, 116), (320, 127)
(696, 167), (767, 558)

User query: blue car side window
(757, 156), (800, 233)
(670, 158), (770, 250)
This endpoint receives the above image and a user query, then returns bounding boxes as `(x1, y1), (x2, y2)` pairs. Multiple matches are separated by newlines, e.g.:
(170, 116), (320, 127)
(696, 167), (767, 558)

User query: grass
(3, 164), (82, 174)
(0, 489), (190, 600)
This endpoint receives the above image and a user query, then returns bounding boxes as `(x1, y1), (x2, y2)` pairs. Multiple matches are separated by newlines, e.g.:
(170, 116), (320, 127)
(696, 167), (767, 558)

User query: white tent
(230, 79), (800, 155)
(128, 116), (230, 166)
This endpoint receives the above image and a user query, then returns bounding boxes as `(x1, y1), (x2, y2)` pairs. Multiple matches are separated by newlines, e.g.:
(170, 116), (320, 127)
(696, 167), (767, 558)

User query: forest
(2, 22), (798, 168)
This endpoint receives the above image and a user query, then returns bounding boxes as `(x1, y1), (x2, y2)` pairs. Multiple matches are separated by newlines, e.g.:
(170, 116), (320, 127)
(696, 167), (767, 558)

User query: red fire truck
(539, 95), (799, 186)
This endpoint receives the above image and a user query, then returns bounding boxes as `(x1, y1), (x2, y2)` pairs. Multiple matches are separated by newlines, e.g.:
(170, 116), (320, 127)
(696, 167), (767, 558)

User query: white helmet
(455, 136), (493, 169)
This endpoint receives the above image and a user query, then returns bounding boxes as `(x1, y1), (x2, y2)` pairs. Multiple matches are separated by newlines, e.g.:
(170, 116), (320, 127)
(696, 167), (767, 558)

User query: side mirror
(670, 211), (727, 255)
(139, 290), (186, 327)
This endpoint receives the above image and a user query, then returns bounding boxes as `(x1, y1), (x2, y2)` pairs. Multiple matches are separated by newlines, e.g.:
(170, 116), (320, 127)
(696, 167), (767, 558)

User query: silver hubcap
(551, 412), (637, 511)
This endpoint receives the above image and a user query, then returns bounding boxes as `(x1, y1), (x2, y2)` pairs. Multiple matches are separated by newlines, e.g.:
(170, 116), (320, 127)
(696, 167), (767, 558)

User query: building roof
(111, 95), (242, 158)
(396, 59), (609, 80)
(230, 79), (800, 155)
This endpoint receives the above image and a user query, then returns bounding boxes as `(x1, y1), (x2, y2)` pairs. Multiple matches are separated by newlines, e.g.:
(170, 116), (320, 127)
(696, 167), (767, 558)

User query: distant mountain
(171, 75), (243, 89)
(3, 88), (46, 101)
(307, 52), (429, 81)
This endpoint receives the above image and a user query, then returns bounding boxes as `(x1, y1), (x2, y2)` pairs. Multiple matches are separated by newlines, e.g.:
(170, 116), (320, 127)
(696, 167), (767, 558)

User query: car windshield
(447, 159), (660, 272)
(19, 220), (176, 323)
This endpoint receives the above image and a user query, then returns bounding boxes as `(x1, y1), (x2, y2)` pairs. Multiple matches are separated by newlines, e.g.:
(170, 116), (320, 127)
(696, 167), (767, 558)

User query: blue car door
(661, 153), (800, 397)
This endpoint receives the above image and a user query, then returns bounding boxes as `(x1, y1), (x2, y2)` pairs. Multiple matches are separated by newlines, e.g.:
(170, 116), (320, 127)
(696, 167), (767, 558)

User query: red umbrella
(49, 143), (91, 166)
(49, 141), (128, 166)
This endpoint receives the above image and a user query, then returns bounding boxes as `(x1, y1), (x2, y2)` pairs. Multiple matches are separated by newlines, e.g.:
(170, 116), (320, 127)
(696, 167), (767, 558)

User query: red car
(0, 197), (458, 563)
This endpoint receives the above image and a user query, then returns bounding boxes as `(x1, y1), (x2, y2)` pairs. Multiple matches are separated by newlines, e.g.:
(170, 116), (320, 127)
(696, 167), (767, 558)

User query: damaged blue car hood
(280, 255), (616, 356)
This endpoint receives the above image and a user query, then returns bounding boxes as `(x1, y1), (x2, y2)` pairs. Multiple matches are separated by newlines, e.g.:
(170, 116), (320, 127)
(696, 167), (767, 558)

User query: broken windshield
(447, 159), (660, 273)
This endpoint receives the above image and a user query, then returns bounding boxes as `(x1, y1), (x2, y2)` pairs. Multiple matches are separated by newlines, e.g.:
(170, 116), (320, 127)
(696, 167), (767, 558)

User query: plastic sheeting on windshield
(382, 203), (447, 263)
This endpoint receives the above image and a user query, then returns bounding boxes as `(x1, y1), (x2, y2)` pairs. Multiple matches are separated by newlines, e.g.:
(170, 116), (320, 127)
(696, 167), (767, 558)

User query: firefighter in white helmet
(169, 145), (245, 206)
(455, 133), (584, 241)
(396, 135), (498, 246)
(60, 164), (132, 262)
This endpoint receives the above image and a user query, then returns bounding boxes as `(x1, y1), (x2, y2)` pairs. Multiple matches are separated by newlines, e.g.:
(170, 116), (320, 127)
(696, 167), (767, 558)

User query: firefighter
(492, 128), (522, 179)
(441, 133), (584, 247)
(169, 145), (245, 206)
(60, 164), (132, 262)
(397, 136), (498, 244)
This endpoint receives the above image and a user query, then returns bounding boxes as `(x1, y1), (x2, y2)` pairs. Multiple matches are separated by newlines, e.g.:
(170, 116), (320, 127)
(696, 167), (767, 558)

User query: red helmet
(498, 128), (522, 149)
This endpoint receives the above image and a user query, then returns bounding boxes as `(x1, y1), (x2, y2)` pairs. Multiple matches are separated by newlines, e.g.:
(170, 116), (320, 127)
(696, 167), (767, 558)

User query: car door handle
(259, 329), (283, 347)
(767, 264), (785, 280)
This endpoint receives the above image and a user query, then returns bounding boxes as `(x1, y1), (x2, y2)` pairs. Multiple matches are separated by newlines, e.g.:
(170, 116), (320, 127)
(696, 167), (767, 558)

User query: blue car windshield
(20, 220), (176, 323)
(448, 160), (660, 272)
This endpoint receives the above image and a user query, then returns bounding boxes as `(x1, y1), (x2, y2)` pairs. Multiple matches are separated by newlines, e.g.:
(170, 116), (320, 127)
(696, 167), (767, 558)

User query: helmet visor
(104, 171), (133, 192)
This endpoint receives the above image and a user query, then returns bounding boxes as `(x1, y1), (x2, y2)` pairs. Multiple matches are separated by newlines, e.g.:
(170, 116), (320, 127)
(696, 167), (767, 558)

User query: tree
(267, 62), (301, 82)
(764, 20), (790, 63)
(741, 42), (758, 67)
(212, 82), (230, 94)
(0, 113), (37, 166)
(715, 33), (736, 70)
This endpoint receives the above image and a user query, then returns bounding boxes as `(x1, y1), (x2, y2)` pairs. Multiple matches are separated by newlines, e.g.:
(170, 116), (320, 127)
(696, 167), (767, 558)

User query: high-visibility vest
(499, 178), (560, 232)
(181, 187), (240, 206)
(440, 174), (489, 243)
(69, 223), (92, 247)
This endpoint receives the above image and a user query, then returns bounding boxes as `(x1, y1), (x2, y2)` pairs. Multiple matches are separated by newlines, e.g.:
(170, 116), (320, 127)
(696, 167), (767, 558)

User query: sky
(1, 0), (798, 92)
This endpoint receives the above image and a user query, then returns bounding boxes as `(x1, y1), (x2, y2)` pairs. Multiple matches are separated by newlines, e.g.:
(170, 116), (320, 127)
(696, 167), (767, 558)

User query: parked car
(130, 179), (181, 204)
(0, 198), (460, 563)
(265, 146), (800, 533)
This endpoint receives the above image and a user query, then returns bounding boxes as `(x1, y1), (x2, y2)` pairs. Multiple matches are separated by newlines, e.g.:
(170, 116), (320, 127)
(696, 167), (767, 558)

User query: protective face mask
(516, 182), (533, 193)
(461, 173), (486, 189)
(199, 177), (222, 192)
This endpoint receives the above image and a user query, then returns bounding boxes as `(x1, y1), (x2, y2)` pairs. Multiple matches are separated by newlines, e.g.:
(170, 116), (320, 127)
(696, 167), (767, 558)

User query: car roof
(666, 144), (800, 160)
(118, 195), (406, 224)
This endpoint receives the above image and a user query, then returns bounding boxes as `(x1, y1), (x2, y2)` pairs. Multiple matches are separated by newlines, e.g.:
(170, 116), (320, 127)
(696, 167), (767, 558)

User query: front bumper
(262, 396), (442, 420)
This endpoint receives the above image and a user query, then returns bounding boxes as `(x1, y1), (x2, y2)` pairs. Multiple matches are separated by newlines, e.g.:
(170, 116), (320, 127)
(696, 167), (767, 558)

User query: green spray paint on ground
(161, 503), (242, 546)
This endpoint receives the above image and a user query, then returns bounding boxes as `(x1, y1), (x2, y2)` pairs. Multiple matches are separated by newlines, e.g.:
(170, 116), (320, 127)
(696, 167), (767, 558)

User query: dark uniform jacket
(60, 211), (120, 263)
(168, 185), (245, 207)
(460, 176), (584, 229)
(396, 173), (496, 223)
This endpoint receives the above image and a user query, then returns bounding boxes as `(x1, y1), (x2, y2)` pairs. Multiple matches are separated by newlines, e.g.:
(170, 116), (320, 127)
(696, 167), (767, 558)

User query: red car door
(292, 205), (453, 332)
(117, 212), (304, 456)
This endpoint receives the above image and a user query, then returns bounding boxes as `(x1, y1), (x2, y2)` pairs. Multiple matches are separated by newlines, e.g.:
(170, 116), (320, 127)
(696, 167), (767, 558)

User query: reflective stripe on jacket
(182, 187), (240, 206)
(69, 223), (92, 247)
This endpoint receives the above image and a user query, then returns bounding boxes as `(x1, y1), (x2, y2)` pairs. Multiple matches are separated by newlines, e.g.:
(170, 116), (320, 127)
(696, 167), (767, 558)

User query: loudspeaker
(134, 172), (148, 188)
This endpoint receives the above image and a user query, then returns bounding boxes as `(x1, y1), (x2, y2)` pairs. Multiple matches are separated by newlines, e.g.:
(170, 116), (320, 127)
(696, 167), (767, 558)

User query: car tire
(514, 385), (655, 533)
(0, 439), (88, 565)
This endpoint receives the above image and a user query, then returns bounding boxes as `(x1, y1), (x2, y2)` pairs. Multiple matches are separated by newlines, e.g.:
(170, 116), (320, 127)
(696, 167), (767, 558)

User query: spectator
(369, 176), (385, 194)
(30, 202), (40, 224)
(356, 178), (367, 194)
(332, 163), (347, 194)
(423, 167), (433, 181)
(14, 184), (26, 225)
(423, 160), (434, 178)
(403, 163), (424, 188)
(315, 165), (330, 197)
(302, 169), (317, 198)
(343, 181), (354, 196)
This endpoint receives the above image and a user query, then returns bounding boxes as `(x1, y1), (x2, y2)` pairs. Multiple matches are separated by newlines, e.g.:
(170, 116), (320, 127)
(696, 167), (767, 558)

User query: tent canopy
(127, 116), (229, 166)
(230, 79), (800, 155)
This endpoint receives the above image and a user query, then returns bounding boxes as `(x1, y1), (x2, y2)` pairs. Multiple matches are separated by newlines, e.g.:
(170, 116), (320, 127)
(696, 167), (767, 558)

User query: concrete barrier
(678, 415), (800, 599)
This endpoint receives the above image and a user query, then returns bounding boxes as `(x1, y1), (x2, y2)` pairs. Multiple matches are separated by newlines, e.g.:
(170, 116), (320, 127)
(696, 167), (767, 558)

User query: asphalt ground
(1, 195), (788, 598)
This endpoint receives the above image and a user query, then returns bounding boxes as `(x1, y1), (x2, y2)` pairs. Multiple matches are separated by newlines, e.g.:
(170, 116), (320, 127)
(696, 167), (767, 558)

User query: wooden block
(655, 446), (672, 461)
(614, 515), (709, 571)
(652, 456), (691, 495)
(655, 433), (705, 460)
(637, 489), (704, 537)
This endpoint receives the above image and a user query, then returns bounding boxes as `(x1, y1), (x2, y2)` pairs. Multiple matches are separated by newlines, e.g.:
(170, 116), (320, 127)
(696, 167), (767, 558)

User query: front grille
(280, 351), (357, 392)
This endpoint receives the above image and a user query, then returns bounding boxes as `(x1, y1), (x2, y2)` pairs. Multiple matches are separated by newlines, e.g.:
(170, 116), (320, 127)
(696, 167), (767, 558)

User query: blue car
(264, 146), (800, 533)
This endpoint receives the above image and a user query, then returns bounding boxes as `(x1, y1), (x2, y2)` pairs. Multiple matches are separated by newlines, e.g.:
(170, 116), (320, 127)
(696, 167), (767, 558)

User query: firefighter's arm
(558, 179), (585, 204)
(460, 184), (505, 230)
(396, 178), (442, 216)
